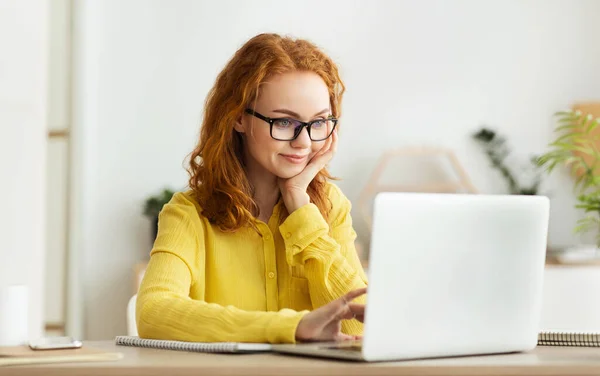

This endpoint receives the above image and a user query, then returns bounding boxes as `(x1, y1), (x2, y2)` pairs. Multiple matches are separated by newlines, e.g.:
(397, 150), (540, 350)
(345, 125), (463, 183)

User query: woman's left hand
(278, 129), (338, 213)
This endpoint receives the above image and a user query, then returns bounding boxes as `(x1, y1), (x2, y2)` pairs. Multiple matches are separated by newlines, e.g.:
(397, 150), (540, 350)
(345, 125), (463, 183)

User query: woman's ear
(234, 114), (245, 133)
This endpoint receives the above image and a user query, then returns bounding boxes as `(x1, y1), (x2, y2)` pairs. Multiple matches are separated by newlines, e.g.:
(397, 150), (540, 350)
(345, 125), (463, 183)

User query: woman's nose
(291, 127), (312, 148)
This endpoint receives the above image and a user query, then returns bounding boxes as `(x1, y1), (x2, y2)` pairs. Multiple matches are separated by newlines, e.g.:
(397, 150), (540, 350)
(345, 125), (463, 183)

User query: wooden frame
(357, 147), (478, 232)
(48, 129), (70, 138)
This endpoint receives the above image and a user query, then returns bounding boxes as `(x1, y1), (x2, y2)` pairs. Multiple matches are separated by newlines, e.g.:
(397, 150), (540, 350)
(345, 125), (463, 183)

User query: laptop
(274, 192), (550, 362)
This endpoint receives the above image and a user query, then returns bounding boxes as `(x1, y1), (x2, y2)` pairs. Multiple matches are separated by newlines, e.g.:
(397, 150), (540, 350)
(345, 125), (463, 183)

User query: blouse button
(268, 272), (275, 279)
(285, 232), (292, 239)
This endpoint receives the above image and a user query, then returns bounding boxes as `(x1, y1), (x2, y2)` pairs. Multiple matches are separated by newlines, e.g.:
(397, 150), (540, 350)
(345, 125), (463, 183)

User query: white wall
(73, 0), (600, 339)
(0, 0), (48, 341)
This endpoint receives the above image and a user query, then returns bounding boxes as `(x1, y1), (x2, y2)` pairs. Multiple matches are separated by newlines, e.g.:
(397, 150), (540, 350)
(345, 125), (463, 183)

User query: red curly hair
(187, 33), (345, 232)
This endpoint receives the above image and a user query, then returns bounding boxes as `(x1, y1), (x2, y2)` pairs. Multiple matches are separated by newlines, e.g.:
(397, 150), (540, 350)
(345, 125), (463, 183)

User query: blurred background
(2, 0), (600, 341)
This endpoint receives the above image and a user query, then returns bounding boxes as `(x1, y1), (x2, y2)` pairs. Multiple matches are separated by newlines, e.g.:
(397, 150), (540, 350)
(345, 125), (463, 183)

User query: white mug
(0, 285), (29, 346)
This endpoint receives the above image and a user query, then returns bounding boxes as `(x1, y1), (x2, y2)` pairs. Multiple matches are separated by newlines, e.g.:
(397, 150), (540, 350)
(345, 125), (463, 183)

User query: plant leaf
(587, 118), (599, 133)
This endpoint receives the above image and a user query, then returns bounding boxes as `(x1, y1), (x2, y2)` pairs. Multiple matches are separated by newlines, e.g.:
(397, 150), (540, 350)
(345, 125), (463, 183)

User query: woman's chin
(275, 165), (305, 179)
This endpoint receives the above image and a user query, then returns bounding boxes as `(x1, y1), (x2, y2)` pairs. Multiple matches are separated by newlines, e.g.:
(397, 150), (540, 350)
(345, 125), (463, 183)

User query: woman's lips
(280, 154), (308, 164)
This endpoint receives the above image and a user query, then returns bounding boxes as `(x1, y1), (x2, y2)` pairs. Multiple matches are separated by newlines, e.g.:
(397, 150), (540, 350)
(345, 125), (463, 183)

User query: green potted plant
(472, 127), (543, 195)
(537, 110), (600, 245)
(143, 188), (176, 240)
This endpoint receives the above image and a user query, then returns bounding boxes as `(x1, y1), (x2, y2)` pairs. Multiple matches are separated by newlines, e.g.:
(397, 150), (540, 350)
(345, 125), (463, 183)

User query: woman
(136, 33), (368, 344)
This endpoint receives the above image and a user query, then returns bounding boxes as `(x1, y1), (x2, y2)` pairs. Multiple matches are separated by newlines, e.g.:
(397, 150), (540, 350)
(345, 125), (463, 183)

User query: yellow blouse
(136, 182), (368, 344)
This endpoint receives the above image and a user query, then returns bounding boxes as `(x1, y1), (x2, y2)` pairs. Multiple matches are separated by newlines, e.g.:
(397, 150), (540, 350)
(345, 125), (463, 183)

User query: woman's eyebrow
(272, 108), (330, 118)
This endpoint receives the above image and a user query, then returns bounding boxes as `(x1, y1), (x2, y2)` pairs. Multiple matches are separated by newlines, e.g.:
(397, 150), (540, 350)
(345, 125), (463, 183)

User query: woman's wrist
(283, 191), (310, 213)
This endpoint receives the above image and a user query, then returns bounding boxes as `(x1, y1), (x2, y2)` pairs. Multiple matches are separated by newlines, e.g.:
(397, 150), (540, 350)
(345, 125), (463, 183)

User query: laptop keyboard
(322, 343), (363, 352)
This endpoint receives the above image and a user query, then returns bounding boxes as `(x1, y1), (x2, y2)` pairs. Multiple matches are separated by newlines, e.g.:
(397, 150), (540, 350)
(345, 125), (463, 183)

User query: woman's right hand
(295, 288), (367, 342)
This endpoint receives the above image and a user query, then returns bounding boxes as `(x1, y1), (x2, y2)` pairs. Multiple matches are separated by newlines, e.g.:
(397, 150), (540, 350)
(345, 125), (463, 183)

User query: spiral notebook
(114, 336), (272, 353)
(538, 331), (600, 347)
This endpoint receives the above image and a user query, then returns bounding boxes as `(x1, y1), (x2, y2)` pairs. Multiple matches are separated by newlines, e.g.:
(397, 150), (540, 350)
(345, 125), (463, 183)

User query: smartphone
(29, 336), (83, 350)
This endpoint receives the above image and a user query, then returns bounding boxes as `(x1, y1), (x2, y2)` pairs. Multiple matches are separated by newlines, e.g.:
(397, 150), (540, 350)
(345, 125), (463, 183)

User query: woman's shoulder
(323, 181), (353, 223)
(321, 181), (356, 230)
(161, 190), (205, 221)
(324, 181), (350, 206)
(169, 190), (201, 206)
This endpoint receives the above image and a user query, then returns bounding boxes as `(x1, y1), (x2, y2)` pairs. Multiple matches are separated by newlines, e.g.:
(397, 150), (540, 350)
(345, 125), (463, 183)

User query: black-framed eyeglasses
(244, 109), (338, 141)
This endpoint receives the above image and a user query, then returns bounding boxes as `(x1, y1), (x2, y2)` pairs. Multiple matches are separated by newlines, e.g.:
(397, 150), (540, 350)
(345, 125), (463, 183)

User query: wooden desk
(4, 341), (600, 376)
